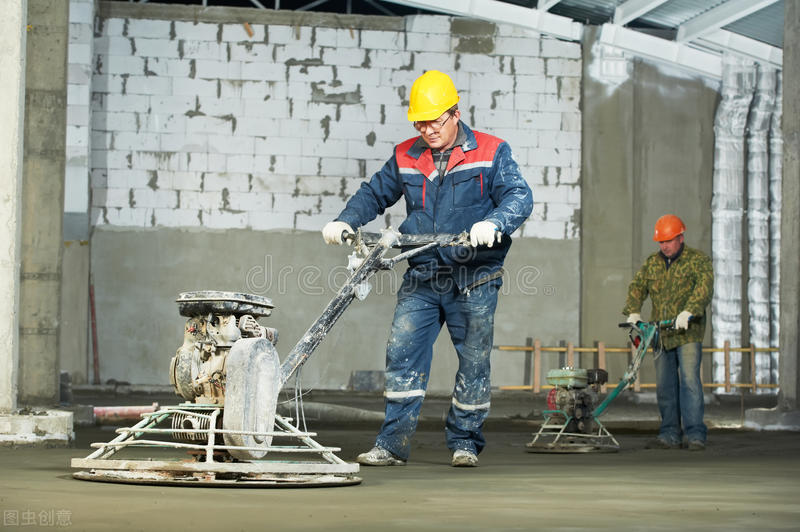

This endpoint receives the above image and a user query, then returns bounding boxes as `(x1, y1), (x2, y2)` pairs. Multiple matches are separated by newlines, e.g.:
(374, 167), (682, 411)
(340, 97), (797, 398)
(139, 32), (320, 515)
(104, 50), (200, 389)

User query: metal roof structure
(119, 0), (785, 76)
(379, 0), (783, 76)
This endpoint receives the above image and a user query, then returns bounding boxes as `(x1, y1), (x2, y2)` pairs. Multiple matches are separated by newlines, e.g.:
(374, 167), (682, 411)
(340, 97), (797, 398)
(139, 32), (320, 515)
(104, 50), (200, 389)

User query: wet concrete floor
(1, 425), (798, 531)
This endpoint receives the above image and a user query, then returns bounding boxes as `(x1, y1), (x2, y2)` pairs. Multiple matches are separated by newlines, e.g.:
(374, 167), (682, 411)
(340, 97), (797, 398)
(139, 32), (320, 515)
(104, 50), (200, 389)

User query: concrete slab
(0, 426), (796, 530)
(0, 409), (74, 446)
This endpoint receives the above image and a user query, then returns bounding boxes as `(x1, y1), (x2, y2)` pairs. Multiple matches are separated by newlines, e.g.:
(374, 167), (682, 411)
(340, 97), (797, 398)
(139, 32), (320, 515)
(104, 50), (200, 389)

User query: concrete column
(746, 1), (800, 428)
(18, 0), (69, 404)
(778, 2), (799, 411)
(0, 0), (27, 412)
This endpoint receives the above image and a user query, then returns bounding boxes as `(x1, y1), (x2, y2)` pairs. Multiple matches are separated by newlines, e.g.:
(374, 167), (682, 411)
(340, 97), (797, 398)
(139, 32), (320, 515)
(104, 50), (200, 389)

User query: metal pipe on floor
(93, 403), (159, 425)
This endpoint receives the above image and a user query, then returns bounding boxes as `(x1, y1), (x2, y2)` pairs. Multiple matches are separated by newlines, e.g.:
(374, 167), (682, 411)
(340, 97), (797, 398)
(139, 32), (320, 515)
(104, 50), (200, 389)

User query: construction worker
(623, 214), (714, 451)
(322, 70), (533, 467)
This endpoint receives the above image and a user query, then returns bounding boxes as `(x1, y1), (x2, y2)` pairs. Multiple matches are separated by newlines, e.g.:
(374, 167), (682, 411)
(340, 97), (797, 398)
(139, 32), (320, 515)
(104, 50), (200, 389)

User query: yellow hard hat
(407, 70), (460, 122)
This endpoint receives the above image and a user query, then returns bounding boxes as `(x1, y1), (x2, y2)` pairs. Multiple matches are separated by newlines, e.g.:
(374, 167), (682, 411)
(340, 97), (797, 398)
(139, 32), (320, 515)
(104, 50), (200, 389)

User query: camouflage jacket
(623, 246), (714, 350)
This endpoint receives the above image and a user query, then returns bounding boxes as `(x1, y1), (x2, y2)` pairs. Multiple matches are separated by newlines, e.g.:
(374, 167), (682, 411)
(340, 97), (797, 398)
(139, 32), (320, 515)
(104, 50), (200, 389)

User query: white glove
(322, 221), (354, 245)
(675, 310), (692, 330)
(626, 313), (641, 324)
(469, 221), (501, 248)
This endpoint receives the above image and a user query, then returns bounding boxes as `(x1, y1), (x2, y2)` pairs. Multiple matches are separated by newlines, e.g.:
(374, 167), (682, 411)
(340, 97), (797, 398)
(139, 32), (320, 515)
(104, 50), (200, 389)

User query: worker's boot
(687, 440), (706, 451)
(356, 446), (406, 466)
(451, 449), (478, 467)
(645, 437), (681, 449)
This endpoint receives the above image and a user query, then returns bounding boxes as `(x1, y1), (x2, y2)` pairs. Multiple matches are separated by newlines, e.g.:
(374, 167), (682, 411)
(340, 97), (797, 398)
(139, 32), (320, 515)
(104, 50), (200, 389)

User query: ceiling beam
(599, 23), (721, 78)
(378, 0), (583, 41)
(539, 0), (564, 12)
(676, 0), (781, 42)
(613, 0), (669, 26)
(698, 29), (783, 67)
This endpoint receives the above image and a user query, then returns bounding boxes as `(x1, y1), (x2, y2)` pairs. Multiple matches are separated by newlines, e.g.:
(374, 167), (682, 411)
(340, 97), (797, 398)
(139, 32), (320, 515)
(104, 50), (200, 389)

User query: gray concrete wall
(580, 28), (719, 381)
(59, 241), (89, 385)
(90, 228), (577, 391)
(19, 0), (69, 404)
(0, 0), (27, 412)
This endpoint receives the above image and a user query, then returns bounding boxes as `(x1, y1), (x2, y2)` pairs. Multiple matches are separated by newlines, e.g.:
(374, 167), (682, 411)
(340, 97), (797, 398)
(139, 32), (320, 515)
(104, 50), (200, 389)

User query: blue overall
(375, 275), (500, 459)
(336, 123), (533, 459)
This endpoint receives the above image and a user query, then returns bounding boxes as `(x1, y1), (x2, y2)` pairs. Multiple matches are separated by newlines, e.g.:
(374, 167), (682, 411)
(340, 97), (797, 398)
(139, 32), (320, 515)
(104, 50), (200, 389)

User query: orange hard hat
(653, 214), (686, 242)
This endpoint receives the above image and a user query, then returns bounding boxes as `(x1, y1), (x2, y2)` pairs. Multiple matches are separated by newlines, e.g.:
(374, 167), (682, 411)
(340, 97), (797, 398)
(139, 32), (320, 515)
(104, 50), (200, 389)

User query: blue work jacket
(336, 122), (533, 290)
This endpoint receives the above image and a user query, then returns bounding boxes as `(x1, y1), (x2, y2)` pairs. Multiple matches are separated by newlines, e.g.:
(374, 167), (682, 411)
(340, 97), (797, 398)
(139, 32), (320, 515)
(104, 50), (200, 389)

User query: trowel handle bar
(344, 231), (468, 248)
(618, 318), (682, 329)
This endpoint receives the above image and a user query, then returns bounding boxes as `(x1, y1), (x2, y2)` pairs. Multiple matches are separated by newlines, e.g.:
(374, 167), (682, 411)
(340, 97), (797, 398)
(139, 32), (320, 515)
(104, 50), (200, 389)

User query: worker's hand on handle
(675, 310), (693, 330)
(626, 313), (641, 325)
(469, 221), (501, 248)
(322, 221), (354, 245)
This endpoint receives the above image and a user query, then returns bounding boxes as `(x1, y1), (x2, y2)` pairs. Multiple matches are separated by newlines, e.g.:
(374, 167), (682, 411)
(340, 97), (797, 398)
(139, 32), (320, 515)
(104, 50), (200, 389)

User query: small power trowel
(526, 319), (675, 453)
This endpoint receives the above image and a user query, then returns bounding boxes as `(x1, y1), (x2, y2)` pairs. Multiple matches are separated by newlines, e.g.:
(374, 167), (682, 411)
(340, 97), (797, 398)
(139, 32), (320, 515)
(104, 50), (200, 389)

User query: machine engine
(169, 291), (278, 406)
(546, 368), (608, 434)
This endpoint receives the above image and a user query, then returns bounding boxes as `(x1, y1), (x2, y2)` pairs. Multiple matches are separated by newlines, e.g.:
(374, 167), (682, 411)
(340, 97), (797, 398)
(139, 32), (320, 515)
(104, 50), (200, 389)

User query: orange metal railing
(495, 340), (780, 394)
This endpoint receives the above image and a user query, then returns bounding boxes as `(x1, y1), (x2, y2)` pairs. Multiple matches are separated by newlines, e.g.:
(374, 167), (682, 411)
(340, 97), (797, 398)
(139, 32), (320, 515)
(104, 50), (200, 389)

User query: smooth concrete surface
(19, 0), (68, 404)
(0, 410), (73, 446)
(0, 0), (27, 412)
(88, 227), (578, 391)
(0, 425), (797, 531)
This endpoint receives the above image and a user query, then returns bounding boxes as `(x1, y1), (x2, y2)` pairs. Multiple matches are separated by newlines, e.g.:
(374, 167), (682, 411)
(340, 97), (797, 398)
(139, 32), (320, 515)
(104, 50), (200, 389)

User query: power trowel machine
(71, 229), (470, 487)
(526, 319), (675, 453)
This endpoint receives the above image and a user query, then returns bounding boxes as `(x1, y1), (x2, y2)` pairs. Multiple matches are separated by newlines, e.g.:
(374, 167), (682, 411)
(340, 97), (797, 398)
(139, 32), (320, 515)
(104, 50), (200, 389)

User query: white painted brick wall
(68, 43), (91, 64)
(546, 58), (582, 77)
(96, 55), (145, 75)
(180, 191), (222, 210)
(94, 36), (133, 56)
(132, 188), (178, 209)
(231, 43), (273, 63)
(126, 19), (172, 39)
(64, 0), (94, 215)
(134, 38), (180, 59)
(203, 210), (248, 229)
(154, 208), (203, 227)
(405, 32), (451, 53)
(84, 13), (582, 239)
(405, 15), (451, 34)
(361, 30), (404, 50)
(541, 37), (582, 59)
(222, 23), (265, 42)
(125, 75), (172, 95)
(174, 21), (219, 41)
(204, 172), (250, 192)
(321, 47), (367, 67)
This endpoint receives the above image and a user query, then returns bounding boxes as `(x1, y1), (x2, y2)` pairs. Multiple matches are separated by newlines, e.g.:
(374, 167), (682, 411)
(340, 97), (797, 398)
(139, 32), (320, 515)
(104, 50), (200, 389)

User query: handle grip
(343, 231), (468, 248)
